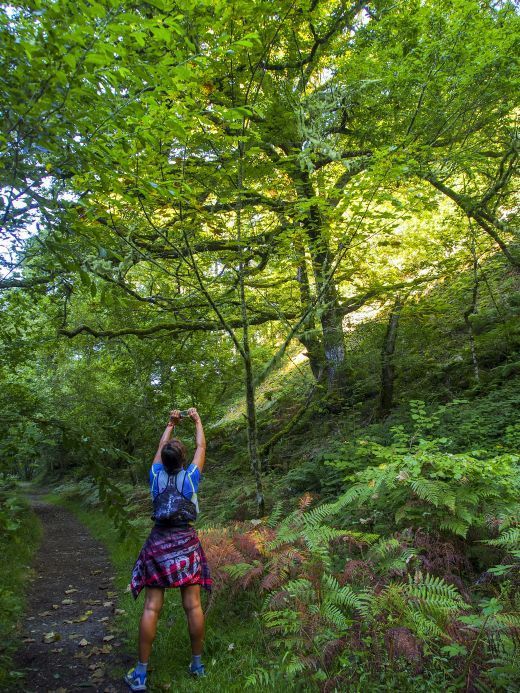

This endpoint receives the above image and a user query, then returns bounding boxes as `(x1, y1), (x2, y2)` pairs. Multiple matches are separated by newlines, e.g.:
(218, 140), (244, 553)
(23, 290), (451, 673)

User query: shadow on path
(10, 491), (132, 692)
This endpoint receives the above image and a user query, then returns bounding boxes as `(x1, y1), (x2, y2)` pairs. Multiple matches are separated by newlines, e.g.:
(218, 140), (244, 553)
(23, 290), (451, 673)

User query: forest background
(1, 0), (519, 690)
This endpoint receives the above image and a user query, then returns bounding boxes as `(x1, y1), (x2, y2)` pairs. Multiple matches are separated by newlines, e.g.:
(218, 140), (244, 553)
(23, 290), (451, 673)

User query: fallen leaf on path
(114, 608), (126, 615)
(91, 669), (104, 679)
(52, 604), (60, 609)
(103, 601), (113, 608)
(107, 591), (117, 597)
(22, 638), (36, 643)
(103, 635), (115, 642)
(84, 644), (112, 657)
(68, 633), (82, 639)
(38, 610), (52, 616)
(65, 588), (78, 594)
(61, 598), (74, 605)
(73, 610), (93, 623)
(51, 648), (64, 653)
(63, 619), (74, 624)
(78, 638), (90, 647)
(91, 569), (102, 575)
(83, 599), (102, 605)
(98, 617), (109, 622)
(43, 631), (61, 643)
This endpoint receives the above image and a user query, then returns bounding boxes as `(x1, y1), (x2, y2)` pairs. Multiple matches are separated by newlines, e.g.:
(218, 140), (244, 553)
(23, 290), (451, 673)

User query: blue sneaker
(124, 666), (147, 691)
(188, 663), (206, 678)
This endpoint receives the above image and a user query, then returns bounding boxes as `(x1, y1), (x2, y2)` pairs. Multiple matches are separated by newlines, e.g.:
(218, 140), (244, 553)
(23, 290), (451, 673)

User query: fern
(221, 562), (257, 579)
(439, 518), (470, 537)
(322, 573), (365, 611)
(320, 602), (351, 631)
(263, 609), (301, 635)
(267, 500), (284, 528)
(410, 478), (449, 508)
(283, 577), (316, 601)
(245, 666), (278, 689)
(407, 610), (448, 640)
(405, 573), (468, 609)
(485, 527), (520, 550)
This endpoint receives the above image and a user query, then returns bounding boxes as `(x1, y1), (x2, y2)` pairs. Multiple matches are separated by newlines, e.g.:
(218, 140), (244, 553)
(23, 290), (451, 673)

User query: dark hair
(161, 439), (187, 474)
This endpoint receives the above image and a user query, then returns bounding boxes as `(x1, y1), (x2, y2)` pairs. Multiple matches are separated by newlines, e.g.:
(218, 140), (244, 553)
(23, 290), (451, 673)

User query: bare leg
(180, 584), (204, 656)
(138, 587), (165, 662)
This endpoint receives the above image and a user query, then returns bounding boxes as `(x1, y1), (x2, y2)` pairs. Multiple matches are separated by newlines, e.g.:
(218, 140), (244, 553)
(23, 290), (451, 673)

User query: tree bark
(294, 170), (348, 395)
(378, 296), (403, 418)
(237, 143), (265, 518)
(464, 241), (480, 383)
(294, 240), (324, 381)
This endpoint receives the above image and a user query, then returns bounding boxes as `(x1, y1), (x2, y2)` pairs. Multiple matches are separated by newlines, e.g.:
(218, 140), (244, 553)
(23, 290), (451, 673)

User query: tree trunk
(294, 171), (348, 395)
(294, 241), (325, 381)
(464, 241), (480, 383)
(237, 144), (265, 517)
(378, 296), (403, 418)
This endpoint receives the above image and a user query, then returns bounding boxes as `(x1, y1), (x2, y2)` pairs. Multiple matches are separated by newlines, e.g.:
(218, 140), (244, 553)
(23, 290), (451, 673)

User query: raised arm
(189, 408), (206, 473)
(153, 410), (180, 462)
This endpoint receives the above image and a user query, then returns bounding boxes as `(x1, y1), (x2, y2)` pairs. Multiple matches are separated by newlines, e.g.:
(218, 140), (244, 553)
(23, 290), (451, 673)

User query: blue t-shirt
(150, 462), (201, 514)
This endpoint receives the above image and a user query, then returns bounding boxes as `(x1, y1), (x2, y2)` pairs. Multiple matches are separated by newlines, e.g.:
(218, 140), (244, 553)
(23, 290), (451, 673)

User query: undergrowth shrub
(326, 401), (520, 539)
(0, 484), (41, 686)
(200, 451), (519, 690)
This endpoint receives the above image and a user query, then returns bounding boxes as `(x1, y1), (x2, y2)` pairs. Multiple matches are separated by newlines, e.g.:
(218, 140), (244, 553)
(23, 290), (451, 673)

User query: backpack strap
(175, 469), (189, 498)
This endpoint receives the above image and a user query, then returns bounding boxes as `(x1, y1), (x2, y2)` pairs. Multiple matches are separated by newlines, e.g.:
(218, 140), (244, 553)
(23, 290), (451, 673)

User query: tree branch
(261, 0), (365, 71)
(424, 174), (519, 268)
(0, 274), (57, 290)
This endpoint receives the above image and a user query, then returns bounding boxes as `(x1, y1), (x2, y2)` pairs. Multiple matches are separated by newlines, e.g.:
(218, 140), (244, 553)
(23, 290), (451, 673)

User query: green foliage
(0, 486), (41, 686)
(326, 401), (520, 538)
(1, 0), (520, 688)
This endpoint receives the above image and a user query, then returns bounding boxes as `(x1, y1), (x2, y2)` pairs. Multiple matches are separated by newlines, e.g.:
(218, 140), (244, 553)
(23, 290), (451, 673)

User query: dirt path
(10, 495), (133, 692)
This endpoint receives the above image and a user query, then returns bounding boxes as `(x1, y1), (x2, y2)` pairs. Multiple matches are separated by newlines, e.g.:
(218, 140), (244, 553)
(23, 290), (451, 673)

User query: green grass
(47, 495), (273, 692)
(0, 489), (42, 688)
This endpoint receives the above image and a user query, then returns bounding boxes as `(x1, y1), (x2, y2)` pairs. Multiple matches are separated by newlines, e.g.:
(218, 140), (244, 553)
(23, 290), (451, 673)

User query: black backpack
(152, 469), (197, 527)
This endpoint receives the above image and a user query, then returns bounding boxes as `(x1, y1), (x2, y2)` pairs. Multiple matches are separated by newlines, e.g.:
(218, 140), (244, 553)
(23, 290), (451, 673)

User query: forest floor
(10, 491), (132, 693)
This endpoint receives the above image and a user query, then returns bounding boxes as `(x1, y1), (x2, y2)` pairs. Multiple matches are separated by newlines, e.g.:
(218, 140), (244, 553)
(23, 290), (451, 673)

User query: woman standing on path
(125, 408), (212, 691)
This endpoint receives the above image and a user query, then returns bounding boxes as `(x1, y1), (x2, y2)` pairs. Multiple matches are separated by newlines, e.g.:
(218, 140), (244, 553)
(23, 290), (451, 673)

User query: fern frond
(322, 574), (364, 611)
(410, 478), (447, 507)
(263, 609), (300, 635)
(439, 518), (470, 537)
(320, 602), (351, 630)
(405, 574), (468, 610)
(221, 562), (256, 579)
(267, 501), (284, 528)
(485, 528), (520, 549)
(407, 609), (448, 640)
(492, 612), (520, 629)
(283, 577), (316, 601)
